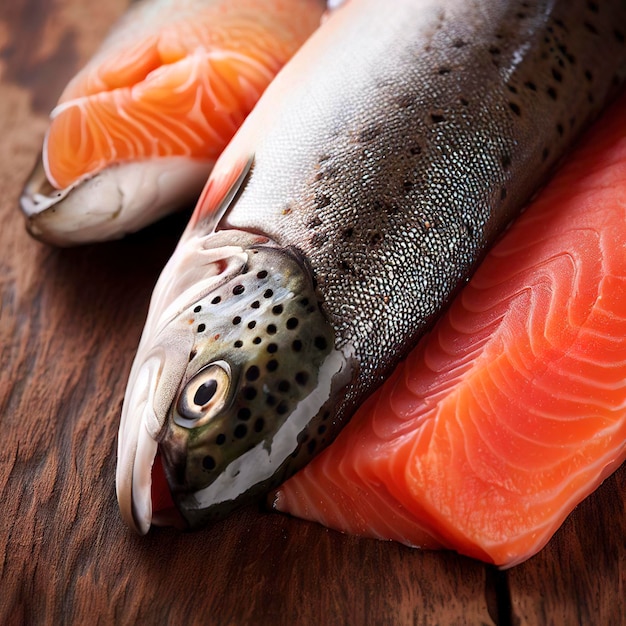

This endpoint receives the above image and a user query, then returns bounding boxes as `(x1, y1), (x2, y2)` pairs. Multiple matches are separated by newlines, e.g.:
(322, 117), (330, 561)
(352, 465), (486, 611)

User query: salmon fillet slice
(43, 0), (325, 190)
(273, 91), (626, 568)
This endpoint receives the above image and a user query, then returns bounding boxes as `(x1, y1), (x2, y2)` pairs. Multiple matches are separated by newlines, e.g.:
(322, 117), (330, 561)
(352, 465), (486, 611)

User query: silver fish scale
(224, 0), (626, 425)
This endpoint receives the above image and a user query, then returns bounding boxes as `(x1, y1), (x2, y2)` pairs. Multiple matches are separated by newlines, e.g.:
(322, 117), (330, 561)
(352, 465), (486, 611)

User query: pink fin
(189, 155), (254, 231)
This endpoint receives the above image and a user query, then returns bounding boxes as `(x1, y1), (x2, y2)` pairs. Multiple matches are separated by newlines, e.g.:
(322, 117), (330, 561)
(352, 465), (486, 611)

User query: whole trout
(117, 0), (626, 533)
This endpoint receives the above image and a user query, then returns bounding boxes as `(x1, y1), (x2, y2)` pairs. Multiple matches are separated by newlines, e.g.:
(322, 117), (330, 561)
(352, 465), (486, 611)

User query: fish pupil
(194, 379), (218, 406)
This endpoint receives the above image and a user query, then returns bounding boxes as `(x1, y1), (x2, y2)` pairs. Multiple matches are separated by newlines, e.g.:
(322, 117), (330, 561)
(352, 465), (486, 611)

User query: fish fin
(189, 155), (254, 232)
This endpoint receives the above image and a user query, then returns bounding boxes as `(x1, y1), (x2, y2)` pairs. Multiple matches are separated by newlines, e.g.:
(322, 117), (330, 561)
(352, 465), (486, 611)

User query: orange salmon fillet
(43, 0), (325, 189)
(273, 91), (626, 568)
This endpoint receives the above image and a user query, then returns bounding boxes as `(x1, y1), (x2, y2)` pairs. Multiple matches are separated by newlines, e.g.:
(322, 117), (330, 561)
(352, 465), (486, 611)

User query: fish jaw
(20, 156), (213, 246)
(117, 228), (253, 533)
(117, 227), (353, 533)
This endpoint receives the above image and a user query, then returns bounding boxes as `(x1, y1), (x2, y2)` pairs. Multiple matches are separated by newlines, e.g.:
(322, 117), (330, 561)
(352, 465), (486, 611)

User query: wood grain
(0, 1), (624, 624)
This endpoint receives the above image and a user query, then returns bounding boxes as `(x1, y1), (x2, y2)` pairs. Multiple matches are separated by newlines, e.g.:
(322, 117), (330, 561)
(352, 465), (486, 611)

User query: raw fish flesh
(273, 91), (626, 568)
(20, 0), (326, 245)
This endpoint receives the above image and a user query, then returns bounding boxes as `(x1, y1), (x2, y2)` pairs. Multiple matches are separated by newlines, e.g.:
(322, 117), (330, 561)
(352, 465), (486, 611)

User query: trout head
(117, 228), (350, 534)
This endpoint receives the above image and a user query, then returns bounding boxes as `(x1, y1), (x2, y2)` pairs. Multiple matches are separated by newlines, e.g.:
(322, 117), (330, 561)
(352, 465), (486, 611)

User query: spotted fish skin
(118, 0), (626, 532)
(222, 0), (626, 413)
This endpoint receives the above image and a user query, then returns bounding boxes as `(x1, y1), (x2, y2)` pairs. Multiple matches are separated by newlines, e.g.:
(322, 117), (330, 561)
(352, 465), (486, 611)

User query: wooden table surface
(1, 1), (624, 624)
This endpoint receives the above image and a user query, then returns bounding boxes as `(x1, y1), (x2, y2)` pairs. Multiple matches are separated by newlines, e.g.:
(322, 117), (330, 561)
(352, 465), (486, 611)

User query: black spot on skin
(292, 339), (303, 352)
(257, 270), (268, 279)
(489, 46), (500, 55)
(267, 324), (277, 335)
(558, 44), (576, 65)
(266, 394), (277, 407)
(314, 336), (328, 350)
(615, 29), (625, 44)
(318, 424), (327, 435)
(311, 232), (329, 248)
(197, 324), (206, 333)
(247, 321), (256, 329)
(584, 21), (598, 35)
(286, 317), (299, 330)
(272, 304), (283, 315)
(264, 289), (274, 299)
(342, 227), (354, 239)
(501, 153), (512, 169)
(315, 194), (331, 210)
(409, 144), (422, 155)
(246, 366), (260, 381)
(252, 337), (261, 345)
(216, 434), (226, 445)
(243, 386), (257, 400)
(509, 102), (521, 116)
(267, 343), (278, 354)
(295, 371), (309, 386)
(254, 418), (265, 433)
(339, 259), (356, 275)
(276, 402), (289, 416)
(211, 296), (221, 305)
(438, 66), (452, 75)
(556, 123), (564, 136)
(238, 408), (251, 421)
(524, 81), (537, 91)
(584, 69), (593, 82)
(267, 360), (279, 372)
(251, 301), (260, 309)
(307, 439), (317, 455)
(234, 424), (247, 439)
(194, 305), (201, 313)
(542, 147), (550, 162)
(375, 198), (399, 215)
(459, 97), (469, 106)
(278, 380), (290, 392)
(306, 216), (323, 229)
(552, 68), (563, 82)
(430, 113), (446, 124)
(507, 84), (518, 94)
(232, 316), (241, 325)
(587, 1), (599, 13)
(453, 39), (466, 48)
(547, 86), (558, 100)
(369, 232), (383, 246)
(234, 340), (243, 348)
(500, 187), (507, 200)
(202, 456), (216, 471)
(233, 285), (245, 295)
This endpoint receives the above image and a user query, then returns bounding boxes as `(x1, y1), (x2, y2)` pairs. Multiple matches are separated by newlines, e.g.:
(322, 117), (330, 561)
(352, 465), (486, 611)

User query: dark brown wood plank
(0, 1), (624, 624)
(507, 467), (626, 625)
(0, 2), (493, 623)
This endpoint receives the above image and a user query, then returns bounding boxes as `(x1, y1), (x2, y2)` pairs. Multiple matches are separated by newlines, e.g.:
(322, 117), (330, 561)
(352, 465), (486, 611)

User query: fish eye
(175, 361), (231, 428)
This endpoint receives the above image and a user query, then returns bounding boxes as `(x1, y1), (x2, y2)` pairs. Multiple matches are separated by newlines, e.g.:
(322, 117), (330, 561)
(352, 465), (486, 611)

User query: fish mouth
(20, 154), (213, 246)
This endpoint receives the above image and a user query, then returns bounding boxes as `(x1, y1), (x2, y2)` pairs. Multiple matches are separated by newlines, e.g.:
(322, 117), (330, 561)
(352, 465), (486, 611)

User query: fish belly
(273, 90), (626, 568)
